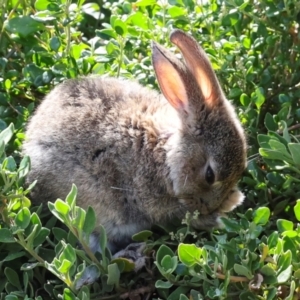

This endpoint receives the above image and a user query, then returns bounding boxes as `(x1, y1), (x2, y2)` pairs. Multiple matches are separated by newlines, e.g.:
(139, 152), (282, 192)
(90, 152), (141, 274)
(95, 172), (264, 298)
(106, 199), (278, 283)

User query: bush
(0, 0), (300, 299)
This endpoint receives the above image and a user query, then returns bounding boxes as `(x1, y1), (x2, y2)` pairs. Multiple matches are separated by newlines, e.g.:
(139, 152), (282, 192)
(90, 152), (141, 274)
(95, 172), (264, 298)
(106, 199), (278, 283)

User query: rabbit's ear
(170, 30), (223, 107)
(152, 41), (189, 112)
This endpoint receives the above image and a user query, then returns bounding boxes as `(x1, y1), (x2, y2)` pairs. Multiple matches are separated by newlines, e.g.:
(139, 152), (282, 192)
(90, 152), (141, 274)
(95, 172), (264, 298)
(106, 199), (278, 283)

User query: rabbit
(23, 29), (247, 256)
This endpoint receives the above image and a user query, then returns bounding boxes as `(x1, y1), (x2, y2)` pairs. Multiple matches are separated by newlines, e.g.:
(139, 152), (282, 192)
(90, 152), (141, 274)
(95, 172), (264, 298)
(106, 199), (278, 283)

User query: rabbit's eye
(205, 166), (215, 185)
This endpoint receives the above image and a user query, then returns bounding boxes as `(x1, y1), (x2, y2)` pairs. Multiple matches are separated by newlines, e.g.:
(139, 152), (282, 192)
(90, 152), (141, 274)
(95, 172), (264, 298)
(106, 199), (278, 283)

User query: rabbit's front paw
(113, 242), (147, 272)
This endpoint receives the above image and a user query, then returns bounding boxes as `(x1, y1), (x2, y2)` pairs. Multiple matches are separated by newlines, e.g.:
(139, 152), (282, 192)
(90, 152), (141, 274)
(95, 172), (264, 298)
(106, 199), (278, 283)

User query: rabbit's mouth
(178, 196), (217, 215)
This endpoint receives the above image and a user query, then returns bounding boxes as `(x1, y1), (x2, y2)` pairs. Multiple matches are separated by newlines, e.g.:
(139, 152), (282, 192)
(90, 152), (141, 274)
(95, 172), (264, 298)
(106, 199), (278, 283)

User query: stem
(0, 0), (8, 45)
(68, 226), (106, 273)
(116, 37), (124, 78)
(16, 233), (45, 264)
(277, 123), (300, 134)
(64, 0), (71, 56)
(0, 205), (10, 224)
(6, 0), (22, 19)
(215, 272), (249, 283)
(0, 194), (26, 200)
(285, 165), (300, 175)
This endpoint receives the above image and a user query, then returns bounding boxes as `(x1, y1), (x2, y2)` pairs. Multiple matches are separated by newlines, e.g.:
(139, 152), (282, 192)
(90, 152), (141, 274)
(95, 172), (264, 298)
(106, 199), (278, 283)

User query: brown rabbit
(23, 29), (247, 254)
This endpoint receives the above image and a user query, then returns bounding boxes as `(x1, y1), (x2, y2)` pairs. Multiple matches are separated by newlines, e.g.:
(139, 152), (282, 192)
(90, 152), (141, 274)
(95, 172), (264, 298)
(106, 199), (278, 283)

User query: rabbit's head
(152, 30), (247, 224)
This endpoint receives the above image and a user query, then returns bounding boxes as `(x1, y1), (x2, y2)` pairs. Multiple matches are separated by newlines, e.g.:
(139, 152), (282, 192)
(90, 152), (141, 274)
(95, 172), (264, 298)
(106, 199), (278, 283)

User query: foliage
(0, 0), (300, 299)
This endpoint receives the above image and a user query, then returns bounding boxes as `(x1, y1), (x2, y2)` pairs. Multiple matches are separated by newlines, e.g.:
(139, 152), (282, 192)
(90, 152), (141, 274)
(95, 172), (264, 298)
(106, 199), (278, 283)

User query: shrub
(0, 0), (300, 299)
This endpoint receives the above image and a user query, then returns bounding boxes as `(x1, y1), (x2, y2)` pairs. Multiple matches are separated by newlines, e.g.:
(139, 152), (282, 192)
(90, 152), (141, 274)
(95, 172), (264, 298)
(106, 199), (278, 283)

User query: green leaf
(277, 219), (293, 232)
(24, 224), (40, 247)
(268, 139), (289, 153)
(281, 230), (297, 238)
(285, 281), (296, 300)
(21, 262), (41, 271)
(267, 231), (278, 249)
(107, 263), (120, 285)
(257, 134), (273, 148)
(279, 121), (291, 143)
(18, 155), (31, 179)
(233, 264), (252, 279)
(66, 184), (77, 210)
(294, 200), (300, 222)
(58, 259), (72, 274)
(5, 78), (11, 90)
(0, 228), (15, 243)
(161, 255), (178, 274)
(127, 12), (149, 29)
(15, 207), (31, 229)
(50, 36), (61, 52)
(4, 267), (22, 290)
(277, 265), (292, 283)
(294, 270), (300, 279)
(4, 295), (18, 300)
(82, 3), (101, 19)
(277, 250), (292, 272)
(264, 112), (277, 131)
(135, 0), (157, 6)
(288, 143), (300, 167)
(259, 147), (292, 163)
(156, 244), (175, 265)
(111, 257), (135, 272)
(63, 288), (77, 300)
(253, 87), (265, 109)
(114, 19), (127, 36)
(33, 227), (50, 246)
(168, 6), (186, 18)
(0, 123), (14, 146)
(59, 243), (76, 264)
(35, 0), (51, 10)
(30, 212), (42, 227)
(54, 199), (70, 216)
(4, 16), (46, 37)
(260, 265), (276, 276)
(82, 206), (96, 237)
(0, 141), (5, 158)
(266, 172), (284, 185)
(1, 251), (26, 262)
(53, 227), (68, 242)
(155, 279), (173, 289)
(2, 156), (16, 171)
(167, 286), (190, 300)
(106, 41), (120, 56)
(222, 10), (240, 26)
(220, 217), (241, 232)
(132, 230), (153, 242)
(99, 224), (107, 254)
(240, 93), (250, 106)
(229, 87), (242, 99)
(253, 207), (270, 225)
(96, 28), (117, 40)
(178, 244), (202, 267)
(73, 207), (86, 229)
(242, 37), (251, 49)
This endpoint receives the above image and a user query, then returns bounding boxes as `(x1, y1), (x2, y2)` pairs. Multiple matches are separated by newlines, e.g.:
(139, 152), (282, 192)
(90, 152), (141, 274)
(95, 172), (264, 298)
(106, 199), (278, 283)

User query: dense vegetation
(0, 0), (300, 299)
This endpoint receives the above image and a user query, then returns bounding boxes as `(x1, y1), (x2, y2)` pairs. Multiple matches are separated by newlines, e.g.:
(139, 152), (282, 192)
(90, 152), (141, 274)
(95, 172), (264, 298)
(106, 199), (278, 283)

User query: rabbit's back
(26, 77), (162, 152)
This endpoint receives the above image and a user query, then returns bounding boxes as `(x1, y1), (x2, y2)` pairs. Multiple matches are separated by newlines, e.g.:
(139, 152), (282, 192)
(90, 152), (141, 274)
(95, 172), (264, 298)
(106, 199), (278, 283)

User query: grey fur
(23, 30), (247, 251)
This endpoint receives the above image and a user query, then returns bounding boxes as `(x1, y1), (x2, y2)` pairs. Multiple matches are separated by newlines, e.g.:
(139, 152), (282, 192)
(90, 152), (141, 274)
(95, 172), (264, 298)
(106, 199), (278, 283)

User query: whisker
(183, 175), (188, 187)
(110, 186), (132, 191)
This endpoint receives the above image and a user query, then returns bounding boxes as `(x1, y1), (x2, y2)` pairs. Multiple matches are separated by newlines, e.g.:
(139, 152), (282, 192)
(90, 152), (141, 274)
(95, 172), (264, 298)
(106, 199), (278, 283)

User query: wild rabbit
(23, 29), (247, 256)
